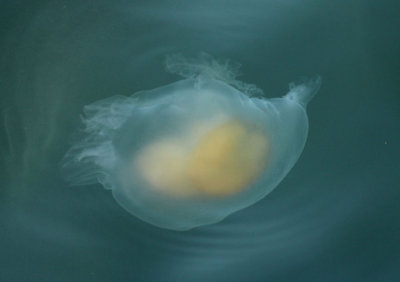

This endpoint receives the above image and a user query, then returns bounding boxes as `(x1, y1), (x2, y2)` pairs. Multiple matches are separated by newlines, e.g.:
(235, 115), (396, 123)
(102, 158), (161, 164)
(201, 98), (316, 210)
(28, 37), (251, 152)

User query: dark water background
(1, 0), (399, 281)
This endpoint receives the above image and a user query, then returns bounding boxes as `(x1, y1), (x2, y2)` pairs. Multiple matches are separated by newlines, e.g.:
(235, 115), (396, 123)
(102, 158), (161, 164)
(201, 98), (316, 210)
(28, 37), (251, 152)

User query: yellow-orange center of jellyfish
(135, 120), (269, 197)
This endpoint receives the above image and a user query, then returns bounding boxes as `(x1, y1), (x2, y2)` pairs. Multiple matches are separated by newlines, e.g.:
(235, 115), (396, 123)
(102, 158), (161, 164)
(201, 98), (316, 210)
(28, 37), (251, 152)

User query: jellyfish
(61, 54), (321, 231)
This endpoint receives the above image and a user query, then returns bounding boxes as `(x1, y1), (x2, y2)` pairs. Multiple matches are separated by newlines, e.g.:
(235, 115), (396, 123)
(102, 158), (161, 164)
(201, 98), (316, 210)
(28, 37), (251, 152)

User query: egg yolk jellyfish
(61, 54), (321, 231)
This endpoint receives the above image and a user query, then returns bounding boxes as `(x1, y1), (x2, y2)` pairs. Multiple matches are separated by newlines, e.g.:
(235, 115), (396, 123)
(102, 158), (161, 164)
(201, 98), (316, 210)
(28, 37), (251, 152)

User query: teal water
(1, 0), (399, 281)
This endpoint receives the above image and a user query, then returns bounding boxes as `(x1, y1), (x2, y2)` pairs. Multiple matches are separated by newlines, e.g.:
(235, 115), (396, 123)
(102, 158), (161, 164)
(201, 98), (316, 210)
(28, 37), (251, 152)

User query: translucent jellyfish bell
(61, 54), (321, 231)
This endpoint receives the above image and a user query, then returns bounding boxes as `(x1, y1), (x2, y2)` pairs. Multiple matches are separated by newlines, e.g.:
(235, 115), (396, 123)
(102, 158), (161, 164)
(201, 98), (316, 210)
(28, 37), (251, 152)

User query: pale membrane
(61, 74), (321, 230)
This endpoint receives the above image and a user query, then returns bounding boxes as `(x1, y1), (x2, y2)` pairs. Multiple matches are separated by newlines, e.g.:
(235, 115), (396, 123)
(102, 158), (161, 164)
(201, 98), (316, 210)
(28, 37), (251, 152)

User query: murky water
(1, 1), (399, 281)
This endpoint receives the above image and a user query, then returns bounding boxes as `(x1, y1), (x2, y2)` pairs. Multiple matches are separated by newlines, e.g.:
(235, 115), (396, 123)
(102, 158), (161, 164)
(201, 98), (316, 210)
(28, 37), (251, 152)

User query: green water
(1, 0), (399, 281)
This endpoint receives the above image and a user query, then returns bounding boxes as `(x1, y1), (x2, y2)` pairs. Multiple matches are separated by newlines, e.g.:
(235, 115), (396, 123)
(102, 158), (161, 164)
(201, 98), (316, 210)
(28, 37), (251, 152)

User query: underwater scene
(1, 0), (399, 281)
